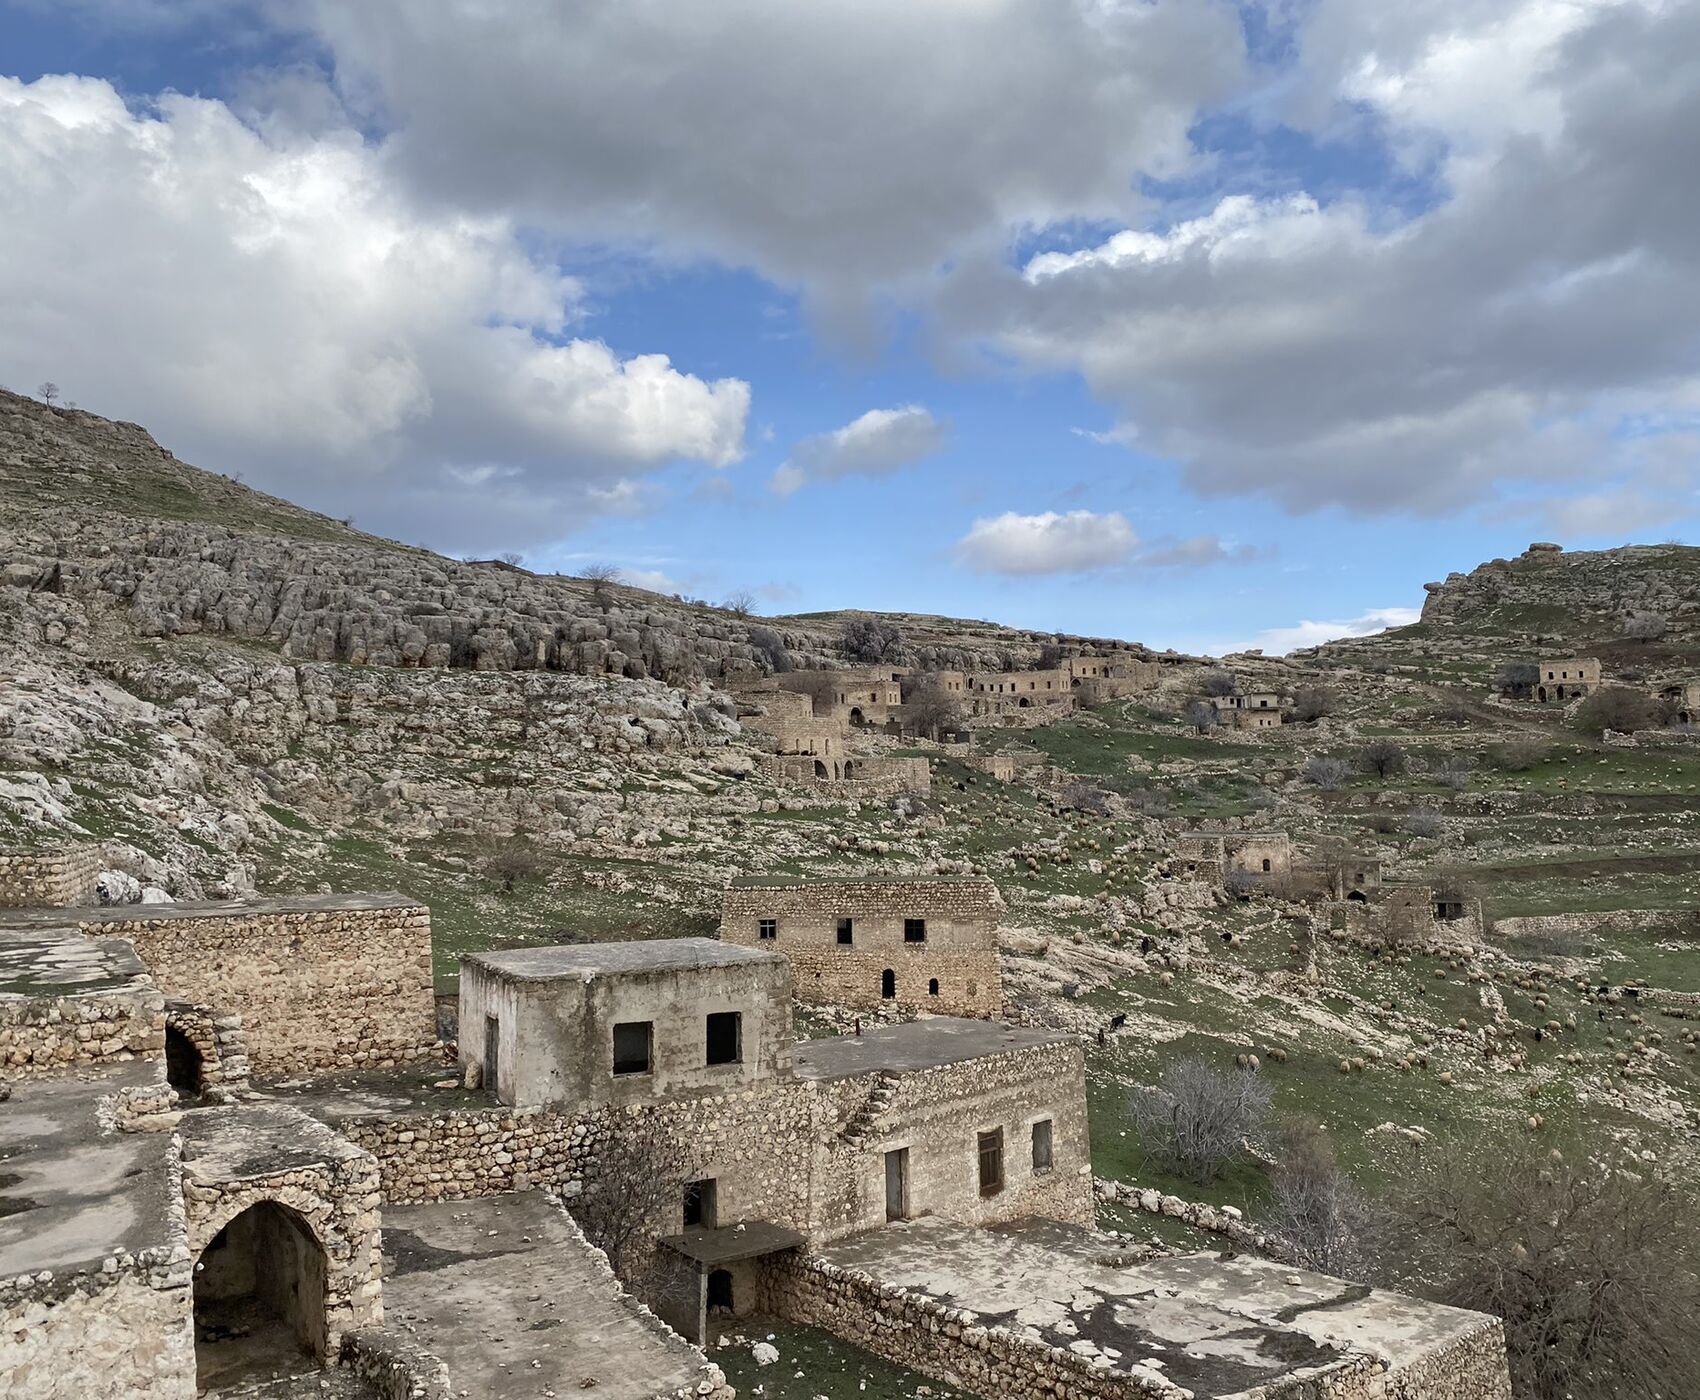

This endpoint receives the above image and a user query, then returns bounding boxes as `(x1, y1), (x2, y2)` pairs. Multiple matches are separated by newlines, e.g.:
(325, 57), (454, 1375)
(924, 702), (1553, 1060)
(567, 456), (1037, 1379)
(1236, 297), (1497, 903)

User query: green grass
(711, 1323), (975, 1400)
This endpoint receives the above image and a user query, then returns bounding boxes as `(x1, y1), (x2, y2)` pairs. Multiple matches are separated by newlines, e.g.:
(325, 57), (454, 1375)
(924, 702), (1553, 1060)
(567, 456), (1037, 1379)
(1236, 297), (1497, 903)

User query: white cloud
(954, 510), (1137, 576)
(310, 0), (1247, 303)
(619, 567), (684, 595)
(1237, 607), (1422, 656)
(0, 74), (748, 552)
(773, 405), (948, 495)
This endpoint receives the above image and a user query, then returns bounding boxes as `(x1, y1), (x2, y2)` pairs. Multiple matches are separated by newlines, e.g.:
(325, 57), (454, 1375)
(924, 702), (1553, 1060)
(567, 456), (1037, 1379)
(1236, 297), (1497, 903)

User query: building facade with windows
(719, 874), (1005, 1017)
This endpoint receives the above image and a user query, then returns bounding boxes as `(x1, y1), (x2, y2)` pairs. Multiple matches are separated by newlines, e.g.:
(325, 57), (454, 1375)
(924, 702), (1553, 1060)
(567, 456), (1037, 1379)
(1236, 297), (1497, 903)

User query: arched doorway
(1537, 685), (1547, 702)
(194, 1202), (328, 1391)
(1347, 890), (1368, 904)
(841, 759), (857, 778)
(165, 1025), (203, 1096)
(706, 1268), (735, 1316)
(849, 706), (866, 726)
(1017, 697), (1031, 708)
(881, 969), (897, 999)
(813, 759), (829, 778)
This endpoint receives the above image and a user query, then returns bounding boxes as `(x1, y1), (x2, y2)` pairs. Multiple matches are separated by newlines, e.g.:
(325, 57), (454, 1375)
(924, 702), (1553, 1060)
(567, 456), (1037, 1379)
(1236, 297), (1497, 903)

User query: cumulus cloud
(946, 0), (1700, 522)
(0, 74), (748, 552)
(954, 510), (1137, 576)
(1239, 607), (1423, 656)
(771, 406), (947, 496)
(310, 0), (1246, 302)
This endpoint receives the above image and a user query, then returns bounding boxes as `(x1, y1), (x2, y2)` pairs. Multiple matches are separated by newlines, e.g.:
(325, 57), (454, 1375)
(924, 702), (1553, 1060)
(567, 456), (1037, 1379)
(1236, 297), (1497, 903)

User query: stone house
(1173, 831), (1294, 892)
(1535, 656), (1601, 703)
(719, 875), (1004, 1017)
(1662, 680), (1700, 724)
(775, 667), (904, 727)
(1212, 691), (1287, 729)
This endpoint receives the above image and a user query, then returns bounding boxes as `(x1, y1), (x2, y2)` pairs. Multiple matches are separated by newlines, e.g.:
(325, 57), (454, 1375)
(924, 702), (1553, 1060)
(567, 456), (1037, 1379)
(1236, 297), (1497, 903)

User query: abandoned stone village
(2, 841), (1512, 1400)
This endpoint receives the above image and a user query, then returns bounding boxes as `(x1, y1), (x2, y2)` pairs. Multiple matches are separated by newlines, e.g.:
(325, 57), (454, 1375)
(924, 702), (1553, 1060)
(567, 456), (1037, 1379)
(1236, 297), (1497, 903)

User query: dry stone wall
(0, 846), (101, 908)
(0, 946), (165, 1082)
(81, 898), (437, 1075)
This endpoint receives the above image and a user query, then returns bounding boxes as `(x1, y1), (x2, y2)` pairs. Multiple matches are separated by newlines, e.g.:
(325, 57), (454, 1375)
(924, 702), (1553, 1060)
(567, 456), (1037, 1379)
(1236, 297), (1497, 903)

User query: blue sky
(3, 0), (1696, 654)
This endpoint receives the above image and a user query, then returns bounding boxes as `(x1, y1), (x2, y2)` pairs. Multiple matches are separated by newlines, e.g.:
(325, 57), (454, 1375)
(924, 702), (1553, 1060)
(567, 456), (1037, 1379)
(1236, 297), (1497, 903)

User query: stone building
(1212, 690), (1287, 729)
(1662, 680), (1700, 723)
(719, 875), (1004, 1016)
(1536, 656), (1601, 703)
(735, 681), (929, 792)
(2, 847), (1510, 1400)
(1173, 831), (1294, 892)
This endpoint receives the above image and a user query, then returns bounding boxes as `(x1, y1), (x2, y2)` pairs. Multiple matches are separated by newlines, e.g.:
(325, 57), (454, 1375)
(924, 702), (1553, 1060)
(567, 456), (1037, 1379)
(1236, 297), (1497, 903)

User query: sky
(2, 1), (1697, 655)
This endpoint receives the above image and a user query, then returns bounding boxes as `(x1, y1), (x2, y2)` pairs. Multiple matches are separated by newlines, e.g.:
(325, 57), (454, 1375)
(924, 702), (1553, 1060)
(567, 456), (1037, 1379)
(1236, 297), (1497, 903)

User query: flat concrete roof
(0, 892), (423, 932)
(727, 874), (995, 889)
(0, 926), (152, 998)
(179, 1101), (369, 1184)
(465, 937), (784, 982)
(659, 1220), (806, 1266)
(0, 1062), (179, 1277)
(377, 1192), (716, 1398)
(819, 1217), (1500, 1399)
(793, 1017), (1071, 1081)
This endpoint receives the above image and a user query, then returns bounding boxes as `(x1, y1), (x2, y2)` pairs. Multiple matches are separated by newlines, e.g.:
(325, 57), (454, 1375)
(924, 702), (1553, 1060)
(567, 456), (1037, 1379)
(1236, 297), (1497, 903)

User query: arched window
(928, 978), (939, 997)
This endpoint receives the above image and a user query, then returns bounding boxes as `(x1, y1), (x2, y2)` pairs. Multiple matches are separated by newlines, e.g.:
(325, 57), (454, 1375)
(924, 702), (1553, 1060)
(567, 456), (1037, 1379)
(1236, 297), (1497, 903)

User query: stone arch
(928, 978), (939, 997)
(813, 759), (829, 779)
(849, 706), (866, 726)
(165, 1024), (205, 1096)
(1017, 697), (1031, 708)
(1537, 685), (1548, 702)
(1347, 890), (1368, 904)
(842, 759), (857, 778)
(193, 1200), (330, 1390)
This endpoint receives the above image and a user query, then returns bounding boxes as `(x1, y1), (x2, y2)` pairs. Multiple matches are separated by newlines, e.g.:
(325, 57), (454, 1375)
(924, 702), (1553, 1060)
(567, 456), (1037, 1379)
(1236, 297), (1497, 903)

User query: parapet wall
(0, 979), (166, 1082)
(81, 897), (437, 1076)
(0, 847), (101, 909)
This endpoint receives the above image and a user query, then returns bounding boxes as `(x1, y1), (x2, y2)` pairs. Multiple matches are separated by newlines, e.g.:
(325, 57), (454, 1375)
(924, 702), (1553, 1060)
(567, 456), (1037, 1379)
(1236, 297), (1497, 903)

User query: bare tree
(723, 590), (756, 618)
(1576, 686), (1661, 734)
(1496, 660), (1539, 698)
(1494, 736), (1548, 771)
(1432, 753), (1475, 791)
(1623, 610), (1668, 643)
(1403, 806), (1444, 838)
(1302, 755), (1351, 791)
(582, 562), (620, 612)
(497, 551), (525, 568)
(1185, 699), (1221, 734)
(567, 1118), (695, 1283)
(1199, 668), (1238, 698)
(842, 616), (904, 663)
(1061, 781), (1114, 816)
(1128, 1057), (1271, 1184)
(1289, 684), (1337, 722)
(37, 381), (59, 405)
(1432, 687), (1476, 725)
(482, 840), (550, 894)
(1358, 738), (1409, 779)
(902, 674), (962, 739)
(1264, 1119), (1375, 1278)
(1379, 1137), (1700, 1400)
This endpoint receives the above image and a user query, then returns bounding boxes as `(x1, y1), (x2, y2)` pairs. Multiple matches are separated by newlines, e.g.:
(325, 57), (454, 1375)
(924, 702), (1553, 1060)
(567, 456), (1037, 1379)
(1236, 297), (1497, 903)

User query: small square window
(977, 1128), (1005, 1197)
(758, 918), (777, 941)
(1032, 1119), (1053, 1172)
(612, 1021), (652, 1076)
(836, 917), (854, 946)
(904, 918), (927, 943)
(706, 1011), (742, 1066)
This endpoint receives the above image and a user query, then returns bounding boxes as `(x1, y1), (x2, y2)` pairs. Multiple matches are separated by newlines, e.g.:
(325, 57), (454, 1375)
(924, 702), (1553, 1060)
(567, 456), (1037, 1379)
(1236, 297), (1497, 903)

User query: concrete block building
(719, 874), (1005, 1017)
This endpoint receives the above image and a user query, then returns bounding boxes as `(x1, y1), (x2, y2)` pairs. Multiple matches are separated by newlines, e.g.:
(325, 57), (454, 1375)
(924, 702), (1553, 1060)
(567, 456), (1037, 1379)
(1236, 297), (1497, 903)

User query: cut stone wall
(0, 959), (165, 1082)
(721, 877), (1003, 1017)
(81, 897), (437, 1075)
(0, 846), (101, 908)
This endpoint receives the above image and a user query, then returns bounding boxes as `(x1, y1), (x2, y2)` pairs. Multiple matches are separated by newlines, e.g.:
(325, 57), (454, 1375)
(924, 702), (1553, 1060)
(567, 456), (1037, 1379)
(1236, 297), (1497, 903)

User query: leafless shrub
(1200, 668), (1238, 698)
(723, 590), (756, 617)
(1358, 738), (1409, 779)
(1289, 684), (1337, 721)
(1623, 610), (1668, 643)
(1432, 687), (1476, 724)
(1265, 1120), (1376, 1279)
(1403, 806), (1444, 838)
(1128, 1057), (1271, 1184)
(1185, 699), (1221, 733)
(1494, 737), (1548, 771)
(1379, 1137), (1700, 1400)
(1432, 753), (1474, 791)
(482, 841), (550, 893)
(1496, 661), (1539, 698)
(568, 1118), (694, 1282)
(903, 674), (963, 739)
(583, 562), (620, 611)
(1302, 755), (1351, 791)
(1124, 787), (1170, 818)
(1061, 781), (1114, 816)
(1575, 686), (1661, 734)
(842, 616), (904, 663)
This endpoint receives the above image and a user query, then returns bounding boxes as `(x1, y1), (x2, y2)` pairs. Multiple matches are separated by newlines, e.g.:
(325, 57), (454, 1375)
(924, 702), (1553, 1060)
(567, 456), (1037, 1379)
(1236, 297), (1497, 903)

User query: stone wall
(342, 1329), (453, 1399)
(1384, 1321), (1514, 1400)
(81, 897), (437, 1075)
(759, 753), (930, 795)
(163, 1000), (250, 1096)
(1490, 908), (1676, 939)
(0, 1265), (195, 1399)
(721, 876), (1003, 1017)
(0, 959), (165, 1082)
(0, 845), (101, 908)
(809, 1040), (1094, 1241)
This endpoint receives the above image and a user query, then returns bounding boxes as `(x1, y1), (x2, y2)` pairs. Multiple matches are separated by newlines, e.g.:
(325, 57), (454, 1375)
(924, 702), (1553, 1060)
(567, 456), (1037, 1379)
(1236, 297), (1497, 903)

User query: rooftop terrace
(793, 1017), (1070, 1081)
(464, 937), (783, 982)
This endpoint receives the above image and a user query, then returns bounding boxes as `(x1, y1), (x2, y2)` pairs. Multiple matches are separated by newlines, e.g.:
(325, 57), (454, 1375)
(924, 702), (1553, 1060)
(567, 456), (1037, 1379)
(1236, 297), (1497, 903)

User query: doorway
(881, 968), (896, 999)
(165, 1025), (203, 1096)
(884, 1148), (909, 1221)
(706, 1268), (735, 1315)
(483, 1015), (501, 1100)
(193, 1202), (328, 1391)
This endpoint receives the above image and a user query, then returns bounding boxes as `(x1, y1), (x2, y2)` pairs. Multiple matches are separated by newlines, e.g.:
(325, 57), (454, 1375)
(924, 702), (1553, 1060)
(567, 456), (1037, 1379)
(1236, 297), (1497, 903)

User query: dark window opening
(1261, 858), (1272, 872)
(928, 978), (939, 997)
(881, 968), (897, 999)
(166, 1025), (203, 1096)
(758, 918), (777, 941)
(613, 1021), (653, 1076)
(193, 1201), (328, 1387)
(706, 1011), (742, 1066)
(483, 1015), (501, 1100)
(977, 1129), (1005, 1197)
(836, 917), (854, 946)
(683, 1178), (718, 1229)
(904, 918), (927, 943)
(1032, 1119), (1054, 1172)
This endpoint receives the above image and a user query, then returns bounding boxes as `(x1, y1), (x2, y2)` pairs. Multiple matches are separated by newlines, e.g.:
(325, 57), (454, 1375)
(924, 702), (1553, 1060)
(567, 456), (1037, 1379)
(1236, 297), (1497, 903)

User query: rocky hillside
(0, 389), (1157, 679)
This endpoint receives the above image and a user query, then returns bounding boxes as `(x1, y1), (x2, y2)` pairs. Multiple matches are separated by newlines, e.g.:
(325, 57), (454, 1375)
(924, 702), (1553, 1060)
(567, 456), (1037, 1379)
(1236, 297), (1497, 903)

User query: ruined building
(1534, 655), (1601, 703)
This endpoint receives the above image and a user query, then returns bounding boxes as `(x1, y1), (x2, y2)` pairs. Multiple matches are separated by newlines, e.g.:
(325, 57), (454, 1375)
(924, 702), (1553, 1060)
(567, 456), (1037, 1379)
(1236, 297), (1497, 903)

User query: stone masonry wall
(0, 975), (165, 1081)
(722, 877), (1002, 1017)
(82, 899), (437, 1075)
(0, 846), (101, 908)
